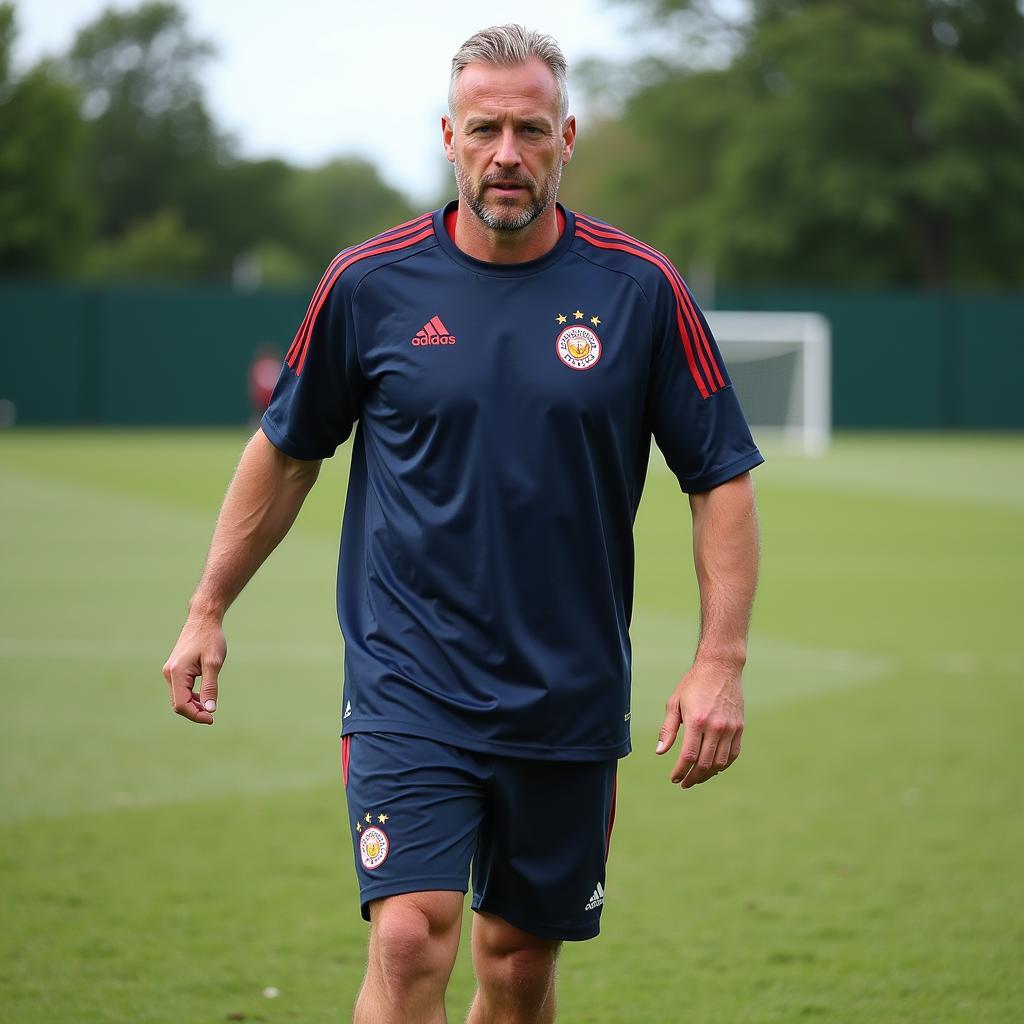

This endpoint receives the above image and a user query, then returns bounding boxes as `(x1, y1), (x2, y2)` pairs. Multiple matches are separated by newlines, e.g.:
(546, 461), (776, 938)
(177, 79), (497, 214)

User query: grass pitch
(1, 430), (1021, 1023)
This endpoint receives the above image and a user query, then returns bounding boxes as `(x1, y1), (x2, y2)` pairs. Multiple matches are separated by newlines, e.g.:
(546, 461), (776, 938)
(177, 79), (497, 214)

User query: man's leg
(354, 890), (464, 1024)
(343, 733), (487, 1021)
(466, 911), (560, 1024)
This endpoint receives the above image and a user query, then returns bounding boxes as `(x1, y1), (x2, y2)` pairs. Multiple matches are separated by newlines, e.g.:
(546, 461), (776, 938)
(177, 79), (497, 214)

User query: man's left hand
(655, 661), (744, 790)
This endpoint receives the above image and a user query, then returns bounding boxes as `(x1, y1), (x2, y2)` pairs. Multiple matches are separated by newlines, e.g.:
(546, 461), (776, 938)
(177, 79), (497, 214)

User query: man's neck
(448, 202), (565, 264)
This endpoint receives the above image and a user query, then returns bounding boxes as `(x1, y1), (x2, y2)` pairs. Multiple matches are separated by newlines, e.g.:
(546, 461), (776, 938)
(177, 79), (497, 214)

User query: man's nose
(493, 127), (521, 166)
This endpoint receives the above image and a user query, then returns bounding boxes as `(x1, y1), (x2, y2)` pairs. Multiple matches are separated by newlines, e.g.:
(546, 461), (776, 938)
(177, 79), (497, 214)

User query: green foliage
(242, 239), (311, 288)
(11, 0), (1023, 287)
(63, 1), (223, 242)
(181, 157), (296, 278)
(213, 158), (417, 287)
(45, 2), (416, 283)
(0, 5), (91, 273)
(79, 209), (207, 280)
(566, 0), (1024, 285)
(282, 158), (416, 277)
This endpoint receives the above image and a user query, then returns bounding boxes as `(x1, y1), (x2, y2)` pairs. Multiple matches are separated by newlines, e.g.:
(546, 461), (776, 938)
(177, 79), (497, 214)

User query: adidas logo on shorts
(585, 881), (605, 911)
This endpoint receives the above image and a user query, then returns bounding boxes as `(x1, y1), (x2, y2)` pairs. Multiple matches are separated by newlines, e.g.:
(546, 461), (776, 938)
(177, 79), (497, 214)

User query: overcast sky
(14, 0), (652, 203)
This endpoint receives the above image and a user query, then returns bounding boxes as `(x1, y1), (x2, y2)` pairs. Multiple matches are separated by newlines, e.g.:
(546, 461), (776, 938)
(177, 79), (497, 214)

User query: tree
(563, 0), (1024, 286)
(0, 4), (91, 273)
(80, 209), (207, 280)
(282, 158), (416, 275)
(62, 1), (224, 242)
(182, 156), (296, 277)
(59, 3), (415, 283)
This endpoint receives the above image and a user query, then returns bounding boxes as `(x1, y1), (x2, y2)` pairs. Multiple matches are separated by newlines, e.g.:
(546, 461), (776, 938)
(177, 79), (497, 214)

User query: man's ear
(441, 114), (456, 164)
(561, 114), (577, 165)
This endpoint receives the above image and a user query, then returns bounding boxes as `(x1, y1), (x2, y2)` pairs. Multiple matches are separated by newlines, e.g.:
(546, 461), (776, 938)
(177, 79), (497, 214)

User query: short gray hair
(448, 24), (569, 124)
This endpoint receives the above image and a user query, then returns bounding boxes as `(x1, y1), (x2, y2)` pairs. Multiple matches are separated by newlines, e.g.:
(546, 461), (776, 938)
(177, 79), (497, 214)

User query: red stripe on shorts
(605, 772), (618, 861)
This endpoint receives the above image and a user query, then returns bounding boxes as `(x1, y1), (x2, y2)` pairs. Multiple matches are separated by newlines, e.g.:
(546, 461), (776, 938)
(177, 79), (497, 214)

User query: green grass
(1, 430), (1022, 1023)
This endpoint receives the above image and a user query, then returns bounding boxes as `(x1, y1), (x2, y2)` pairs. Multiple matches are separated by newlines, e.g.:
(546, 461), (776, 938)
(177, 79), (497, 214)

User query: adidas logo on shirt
(411, 316), (456, 346)
(585, 881), (605, 911)
(344, 701), (352, 719)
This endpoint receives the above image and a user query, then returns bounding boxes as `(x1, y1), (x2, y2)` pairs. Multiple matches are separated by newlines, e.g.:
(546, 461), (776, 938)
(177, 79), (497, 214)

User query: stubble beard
(454, 160), (563, 233)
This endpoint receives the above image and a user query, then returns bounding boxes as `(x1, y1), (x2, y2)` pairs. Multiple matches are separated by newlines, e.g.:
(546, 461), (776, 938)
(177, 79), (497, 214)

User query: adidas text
(411, 316), (456, 346)
(411, 334), (456, 345)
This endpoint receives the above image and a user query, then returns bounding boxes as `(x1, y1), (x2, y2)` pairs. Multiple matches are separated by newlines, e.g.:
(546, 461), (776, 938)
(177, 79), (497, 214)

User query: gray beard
(454, 161), (562, 233)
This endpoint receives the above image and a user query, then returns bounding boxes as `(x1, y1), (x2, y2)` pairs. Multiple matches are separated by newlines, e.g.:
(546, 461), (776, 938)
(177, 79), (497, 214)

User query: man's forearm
(689, 472), (760, 667)
(189, 429), (322, 620)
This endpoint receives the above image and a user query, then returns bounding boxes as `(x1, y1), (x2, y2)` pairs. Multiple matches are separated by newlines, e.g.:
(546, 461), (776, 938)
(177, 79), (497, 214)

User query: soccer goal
(705, 311), (832, 456)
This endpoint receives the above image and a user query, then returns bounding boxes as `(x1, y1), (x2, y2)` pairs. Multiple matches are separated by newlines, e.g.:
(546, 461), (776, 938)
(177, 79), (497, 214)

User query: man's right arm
(162, 428), (322, 725)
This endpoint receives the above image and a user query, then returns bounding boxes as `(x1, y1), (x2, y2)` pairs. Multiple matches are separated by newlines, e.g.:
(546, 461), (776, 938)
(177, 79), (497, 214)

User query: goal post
(705, 311), (832, 456)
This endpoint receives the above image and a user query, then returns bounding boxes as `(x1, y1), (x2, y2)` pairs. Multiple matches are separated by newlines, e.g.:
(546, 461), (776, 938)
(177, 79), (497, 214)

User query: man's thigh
(343, 732), (484, 919)
(472, 756), (617, 941)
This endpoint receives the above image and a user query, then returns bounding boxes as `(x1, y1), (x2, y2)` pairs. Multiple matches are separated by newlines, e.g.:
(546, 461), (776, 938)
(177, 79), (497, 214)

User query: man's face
(443, 57), (575, 232)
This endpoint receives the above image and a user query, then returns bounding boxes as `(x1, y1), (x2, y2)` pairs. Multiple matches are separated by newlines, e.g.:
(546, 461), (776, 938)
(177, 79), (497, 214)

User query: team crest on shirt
(554, 309), (603, 370)
(355, 811), (391, 870)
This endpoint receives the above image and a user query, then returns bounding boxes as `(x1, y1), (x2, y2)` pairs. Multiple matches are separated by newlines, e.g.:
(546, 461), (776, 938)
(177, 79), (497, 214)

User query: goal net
(706, 311), (831, 456)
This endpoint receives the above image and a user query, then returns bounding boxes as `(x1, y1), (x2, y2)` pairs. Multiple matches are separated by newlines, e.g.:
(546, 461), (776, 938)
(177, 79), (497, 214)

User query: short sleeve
(261, 272), (363, 460)
(645, 273), (763, 493)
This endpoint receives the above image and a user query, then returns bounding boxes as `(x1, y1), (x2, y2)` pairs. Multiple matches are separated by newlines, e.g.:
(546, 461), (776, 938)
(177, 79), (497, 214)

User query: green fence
(2, 281), (1022, 428)
(0, 282), (303, 426)
(718, 286), (1024, 429)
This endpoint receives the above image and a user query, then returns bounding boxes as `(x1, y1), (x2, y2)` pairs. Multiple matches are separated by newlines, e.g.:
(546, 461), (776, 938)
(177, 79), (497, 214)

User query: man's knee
(369, 892), (463, 994)
(481, 943), (559, 993)
(473, 913), (560, 996)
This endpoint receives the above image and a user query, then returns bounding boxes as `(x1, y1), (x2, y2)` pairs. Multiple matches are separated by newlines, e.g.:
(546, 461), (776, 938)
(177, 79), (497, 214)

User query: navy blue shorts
(341, 732), (618, 941)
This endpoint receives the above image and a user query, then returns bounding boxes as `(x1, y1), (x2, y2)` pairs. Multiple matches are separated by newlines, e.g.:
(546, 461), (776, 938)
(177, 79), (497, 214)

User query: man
(164, 24), (762, 1024)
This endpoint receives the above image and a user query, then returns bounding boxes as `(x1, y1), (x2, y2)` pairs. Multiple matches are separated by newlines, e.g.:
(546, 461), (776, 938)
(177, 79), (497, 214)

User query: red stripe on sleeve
(575, 226), (712, 398)
(286, 213), (433, 367)
(287, 213), (432, 364)
(576, 215), (726, 391)
(289, 224), (435, 375)
(576, 215), (723, 390)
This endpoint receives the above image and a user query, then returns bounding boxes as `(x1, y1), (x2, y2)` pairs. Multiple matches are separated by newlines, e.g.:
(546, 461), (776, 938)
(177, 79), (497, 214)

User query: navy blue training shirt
(262, 202), (763, 761)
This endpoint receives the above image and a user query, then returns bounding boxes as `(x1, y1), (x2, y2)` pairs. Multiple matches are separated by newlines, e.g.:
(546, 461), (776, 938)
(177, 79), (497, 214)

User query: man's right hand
(163, 613), (227, 726)
(159, 430), (321, 728)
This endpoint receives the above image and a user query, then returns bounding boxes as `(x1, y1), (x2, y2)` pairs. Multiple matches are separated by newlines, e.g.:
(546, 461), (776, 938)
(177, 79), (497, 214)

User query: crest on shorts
(356, 811), (390, 870)
(554, 309), (603, 371)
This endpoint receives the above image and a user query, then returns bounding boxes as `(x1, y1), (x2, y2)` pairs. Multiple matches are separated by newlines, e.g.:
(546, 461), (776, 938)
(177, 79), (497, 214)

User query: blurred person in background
(164, 23), (761, 1023)
(247, 345), (282, 424)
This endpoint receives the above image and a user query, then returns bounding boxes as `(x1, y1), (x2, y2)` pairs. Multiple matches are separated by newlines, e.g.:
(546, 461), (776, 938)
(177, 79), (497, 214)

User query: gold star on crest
(378, 813), (389, 823)
(556, 313), (567, 324)
(364, 812), (373, 824)
(590, 315), (601, 327)
(573, 310), (584, 320)
(355, 821), (362, 832)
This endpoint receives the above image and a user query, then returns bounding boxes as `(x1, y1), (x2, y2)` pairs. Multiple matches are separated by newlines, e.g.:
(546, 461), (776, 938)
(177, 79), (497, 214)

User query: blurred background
(2, 0), (1023, 428)
(1, 2), (1022, 1022)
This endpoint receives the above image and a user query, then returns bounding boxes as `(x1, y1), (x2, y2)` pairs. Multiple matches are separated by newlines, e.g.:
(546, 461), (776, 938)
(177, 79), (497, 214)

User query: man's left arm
(656, 471), (760, 790)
